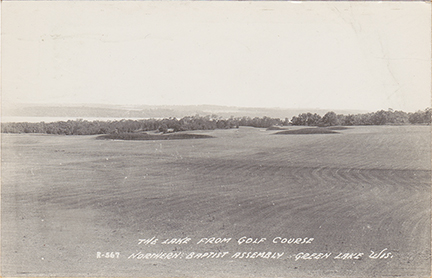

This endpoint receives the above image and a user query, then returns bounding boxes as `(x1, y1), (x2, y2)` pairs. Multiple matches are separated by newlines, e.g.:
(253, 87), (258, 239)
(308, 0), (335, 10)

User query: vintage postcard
(1, 1), (431, 277)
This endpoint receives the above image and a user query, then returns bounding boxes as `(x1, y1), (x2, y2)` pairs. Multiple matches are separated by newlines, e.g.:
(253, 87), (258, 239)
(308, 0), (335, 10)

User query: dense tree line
(2, 116), (218, 135)
(291, 108), (431, 126)
(1, 115), (279, 135)
(1, 115), (288, 135)
(2, 109), (430, 135)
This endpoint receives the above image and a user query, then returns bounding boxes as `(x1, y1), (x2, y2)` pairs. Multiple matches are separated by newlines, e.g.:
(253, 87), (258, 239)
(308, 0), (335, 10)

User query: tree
(158, 123), (168, 133)
(371, 110), (388, 125)
(321, 112), (338, 126)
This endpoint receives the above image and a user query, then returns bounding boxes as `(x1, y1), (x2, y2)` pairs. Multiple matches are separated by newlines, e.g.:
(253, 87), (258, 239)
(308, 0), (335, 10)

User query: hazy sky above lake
(2, 1), (431, 112)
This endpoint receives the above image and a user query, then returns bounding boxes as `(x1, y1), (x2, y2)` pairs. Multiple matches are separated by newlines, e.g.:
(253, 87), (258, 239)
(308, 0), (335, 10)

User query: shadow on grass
(274, 127), (341, 135)
(96, 133), (215, 140)
(266, 126), (288, 131)
(326, 126), (350, 130)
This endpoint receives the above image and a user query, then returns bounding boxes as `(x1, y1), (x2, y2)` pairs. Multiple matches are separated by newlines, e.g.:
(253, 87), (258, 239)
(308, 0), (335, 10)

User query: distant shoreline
(1, 116), (158, 123)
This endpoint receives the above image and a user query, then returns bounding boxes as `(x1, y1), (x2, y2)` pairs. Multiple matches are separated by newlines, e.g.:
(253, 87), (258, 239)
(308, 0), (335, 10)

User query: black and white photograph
(1, 1), (431, 277)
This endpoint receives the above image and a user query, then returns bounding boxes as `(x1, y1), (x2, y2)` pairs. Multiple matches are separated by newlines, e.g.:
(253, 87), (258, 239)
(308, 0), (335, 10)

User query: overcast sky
(2, 1), (431, 112)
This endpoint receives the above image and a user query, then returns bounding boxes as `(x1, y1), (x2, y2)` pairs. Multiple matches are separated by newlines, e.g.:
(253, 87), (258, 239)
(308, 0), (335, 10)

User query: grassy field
(1, 126), (430, 277)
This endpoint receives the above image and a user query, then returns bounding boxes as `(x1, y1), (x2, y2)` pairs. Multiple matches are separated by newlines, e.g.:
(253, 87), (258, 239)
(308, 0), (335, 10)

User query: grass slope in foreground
(1, 126), (430, 277)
